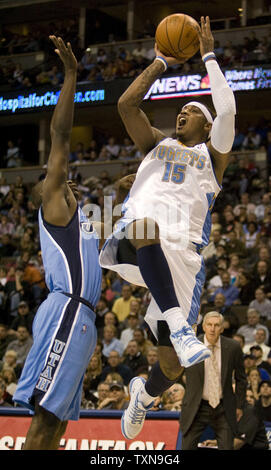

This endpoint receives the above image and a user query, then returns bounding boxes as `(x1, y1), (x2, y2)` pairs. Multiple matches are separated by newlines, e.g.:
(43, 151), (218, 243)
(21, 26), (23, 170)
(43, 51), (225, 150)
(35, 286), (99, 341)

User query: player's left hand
(196, 16), (215, 57)
(49, 35), (77, 72)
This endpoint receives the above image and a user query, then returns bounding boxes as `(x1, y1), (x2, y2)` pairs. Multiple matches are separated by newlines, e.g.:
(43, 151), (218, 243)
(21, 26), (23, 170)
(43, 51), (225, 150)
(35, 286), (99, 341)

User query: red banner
(0, 415), (179, 450)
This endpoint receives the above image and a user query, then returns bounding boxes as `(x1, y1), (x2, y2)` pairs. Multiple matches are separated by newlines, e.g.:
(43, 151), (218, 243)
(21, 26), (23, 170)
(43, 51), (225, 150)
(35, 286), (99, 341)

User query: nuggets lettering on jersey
(122, 138), (221, 250)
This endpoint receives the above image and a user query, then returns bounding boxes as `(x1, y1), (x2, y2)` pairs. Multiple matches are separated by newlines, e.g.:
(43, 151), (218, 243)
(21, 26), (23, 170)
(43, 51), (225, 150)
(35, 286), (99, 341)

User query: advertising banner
(0, 66), (270, 115)
(0, 410), (180, 451)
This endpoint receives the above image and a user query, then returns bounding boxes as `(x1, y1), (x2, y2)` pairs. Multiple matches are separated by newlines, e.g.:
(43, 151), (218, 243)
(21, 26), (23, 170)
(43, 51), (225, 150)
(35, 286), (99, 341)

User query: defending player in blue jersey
(100, 17), (237, 439)
(12, 37), (104, 450)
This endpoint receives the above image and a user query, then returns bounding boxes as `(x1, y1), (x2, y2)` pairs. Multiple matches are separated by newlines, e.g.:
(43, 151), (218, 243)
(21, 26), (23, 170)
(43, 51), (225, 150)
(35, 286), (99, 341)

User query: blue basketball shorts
(13, 291), (97, 421)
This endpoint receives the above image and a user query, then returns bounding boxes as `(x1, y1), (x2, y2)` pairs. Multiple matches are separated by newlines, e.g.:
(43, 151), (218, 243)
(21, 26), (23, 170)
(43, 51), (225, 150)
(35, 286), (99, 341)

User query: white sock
(162, 307), (188, 332)
(139, 384), (158, 407)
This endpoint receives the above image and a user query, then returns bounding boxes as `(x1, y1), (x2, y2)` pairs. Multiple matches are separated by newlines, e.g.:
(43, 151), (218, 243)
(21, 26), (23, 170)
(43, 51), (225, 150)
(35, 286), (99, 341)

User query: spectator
(122, 339), (148, 375)
(133, 328), (154, 356)
(224, 229), (247, 258)
(236, 309), (269, 346)
(0, 233), (16, 257)
(212, 293), (234, 317)
(112, 285), (136, 323)
(255, 193), (271, 221)
(227, 253), (242, 282)
(234, 271), (256, 305)
(0, 324), (16, 360)
(202, 229), (225, 261)
(105, 137), (120, 160)
(243, 328), (270, 360)
(102, 311), (121, 339)
(100, 350), (133, 386)
(0, 349), (22, 379)
(232, 127), (245, 151)
(5, 325), (33, 367)
(101, 276), (116, 304)
(247, 366), (262, 400)
(255, 380), (271, 422)
(210, 271), (239, 307)
(4, 140), (21, 168)
(249, 345), (271, 377)
(242, 221), (260, 250)
(8, 300), (35, 335)
(0, 214), (15, 236)
(234, 192), (256, 217)
(0, 377), (13, 407)
(1, 366), (17, 401)
(120, 313), (141, 349)
(232, 333), (245, 350)
(145, 346), (158, 373)
(101, 325), (124, 358)
(132, 42), (147, 60)
(95, 382), (111, 410)
(95, 296), (110, 332)
(162, 383), (185, 411)
(98, 381), (128, 410)
(242, 127), (261, 150)
(252, 260), (271, 295)
(83, 354), (103, 394)
(249, 287), (271, 321)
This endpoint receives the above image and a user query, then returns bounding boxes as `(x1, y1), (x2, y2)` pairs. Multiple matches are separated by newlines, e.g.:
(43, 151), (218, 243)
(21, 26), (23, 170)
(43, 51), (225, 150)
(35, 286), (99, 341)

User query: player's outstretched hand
(49, 35), (77, 72)
(196, 16), (214, 57)
(117, 173), (136, 192)
(154, 43), (186, 65)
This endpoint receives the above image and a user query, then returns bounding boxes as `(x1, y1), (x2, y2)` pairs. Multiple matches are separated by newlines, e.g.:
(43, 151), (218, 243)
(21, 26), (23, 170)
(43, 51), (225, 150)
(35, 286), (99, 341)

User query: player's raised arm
(118, 46), (182, 155)
(44, 36), (77, 192)
(197, 17), (236, 184)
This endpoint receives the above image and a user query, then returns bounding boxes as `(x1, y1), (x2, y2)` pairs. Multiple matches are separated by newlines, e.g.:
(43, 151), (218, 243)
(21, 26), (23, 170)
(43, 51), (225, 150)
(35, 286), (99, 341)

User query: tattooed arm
(118, 46), (182, 155)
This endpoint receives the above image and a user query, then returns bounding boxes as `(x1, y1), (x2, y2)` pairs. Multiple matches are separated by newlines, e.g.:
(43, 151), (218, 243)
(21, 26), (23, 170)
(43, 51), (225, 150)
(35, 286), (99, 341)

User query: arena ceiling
(0, 0), (241, 26)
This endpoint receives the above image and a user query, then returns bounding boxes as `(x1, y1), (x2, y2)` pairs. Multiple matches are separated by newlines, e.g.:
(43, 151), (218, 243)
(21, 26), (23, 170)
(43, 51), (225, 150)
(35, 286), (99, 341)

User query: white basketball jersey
(121, 137), (221, 250)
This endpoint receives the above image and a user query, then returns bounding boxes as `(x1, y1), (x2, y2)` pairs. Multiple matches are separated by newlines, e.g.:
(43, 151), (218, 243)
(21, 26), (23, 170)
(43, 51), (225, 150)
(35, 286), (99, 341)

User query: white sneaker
(170, 325), (211, 368)
(121, 377), (154, 440)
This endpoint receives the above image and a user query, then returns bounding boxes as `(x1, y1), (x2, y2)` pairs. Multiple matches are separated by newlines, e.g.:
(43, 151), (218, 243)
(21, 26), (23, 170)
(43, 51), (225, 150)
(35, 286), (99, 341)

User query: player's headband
(182, 101), (214, 123)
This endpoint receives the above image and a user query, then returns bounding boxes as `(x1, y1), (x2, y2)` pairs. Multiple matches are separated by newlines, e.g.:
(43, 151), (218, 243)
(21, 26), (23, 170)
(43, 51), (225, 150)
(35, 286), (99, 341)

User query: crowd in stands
(0, 146), (271, 424)
(2, 111), (271, 169)
(0, 20), (271, 91)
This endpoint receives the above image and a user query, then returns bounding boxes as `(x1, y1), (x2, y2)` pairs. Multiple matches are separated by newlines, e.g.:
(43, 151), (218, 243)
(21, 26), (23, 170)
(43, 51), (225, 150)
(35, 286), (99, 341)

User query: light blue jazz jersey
(13, 206), (102, 421)
(39, 206), (101, 305)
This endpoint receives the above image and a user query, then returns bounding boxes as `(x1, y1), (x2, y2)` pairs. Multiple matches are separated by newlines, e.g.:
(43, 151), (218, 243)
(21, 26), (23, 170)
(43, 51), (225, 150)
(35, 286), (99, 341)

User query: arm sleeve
(205, 59), (236, 154)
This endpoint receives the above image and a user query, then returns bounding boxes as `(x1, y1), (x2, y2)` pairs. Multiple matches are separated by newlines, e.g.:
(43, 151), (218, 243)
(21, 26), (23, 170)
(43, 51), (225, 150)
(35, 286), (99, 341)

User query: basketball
(155, 13), (200, 61)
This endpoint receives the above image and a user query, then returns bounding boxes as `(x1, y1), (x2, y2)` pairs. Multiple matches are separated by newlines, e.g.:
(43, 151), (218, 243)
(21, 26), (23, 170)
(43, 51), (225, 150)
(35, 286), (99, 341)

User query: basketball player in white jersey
(100, 17), (236, 439)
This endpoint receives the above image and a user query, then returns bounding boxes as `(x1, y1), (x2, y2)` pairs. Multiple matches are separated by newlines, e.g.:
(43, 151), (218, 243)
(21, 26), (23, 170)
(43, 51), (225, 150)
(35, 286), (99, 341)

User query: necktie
(208, 344), (220, 408)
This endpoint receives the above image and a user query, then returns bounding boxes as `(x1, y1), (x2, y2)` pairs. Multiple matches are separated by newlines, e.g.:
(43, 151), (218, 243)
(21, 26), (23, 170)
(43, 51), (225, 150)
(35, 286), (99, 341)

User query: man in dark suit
(180, 311), (247, 450)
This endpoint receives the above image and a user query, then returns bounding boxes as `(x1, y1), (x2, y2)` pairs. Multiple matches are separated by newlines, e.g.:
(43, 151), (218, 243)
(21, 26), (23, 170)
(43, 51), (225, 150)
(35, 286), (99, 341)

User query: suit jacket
(180, 335), (247, 436)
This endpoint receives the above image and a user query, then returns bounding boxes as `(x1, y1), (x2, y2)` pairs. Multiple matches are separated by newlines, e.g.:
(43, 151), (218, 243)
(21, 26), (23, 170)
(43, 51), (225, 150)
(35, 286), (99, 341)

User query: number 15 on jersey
(162, 162), (186, 184)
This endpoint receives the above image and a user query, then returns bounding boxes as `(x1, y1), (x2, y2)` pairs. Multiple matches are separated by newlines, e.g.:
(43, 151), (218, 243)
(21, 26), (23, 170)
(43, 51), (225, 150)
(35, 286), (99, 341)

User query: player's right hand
(154, 43), (186, 65)
(49, 35), (77, 72)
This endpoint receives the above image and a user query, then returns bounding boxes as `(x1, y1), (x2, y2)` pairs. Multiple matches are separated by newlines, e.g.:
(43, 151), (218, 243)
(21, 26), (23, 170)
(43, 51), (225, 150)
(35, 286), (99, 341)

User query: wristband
(155, 56), (168, 71)
(202, 52), (217, 63)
